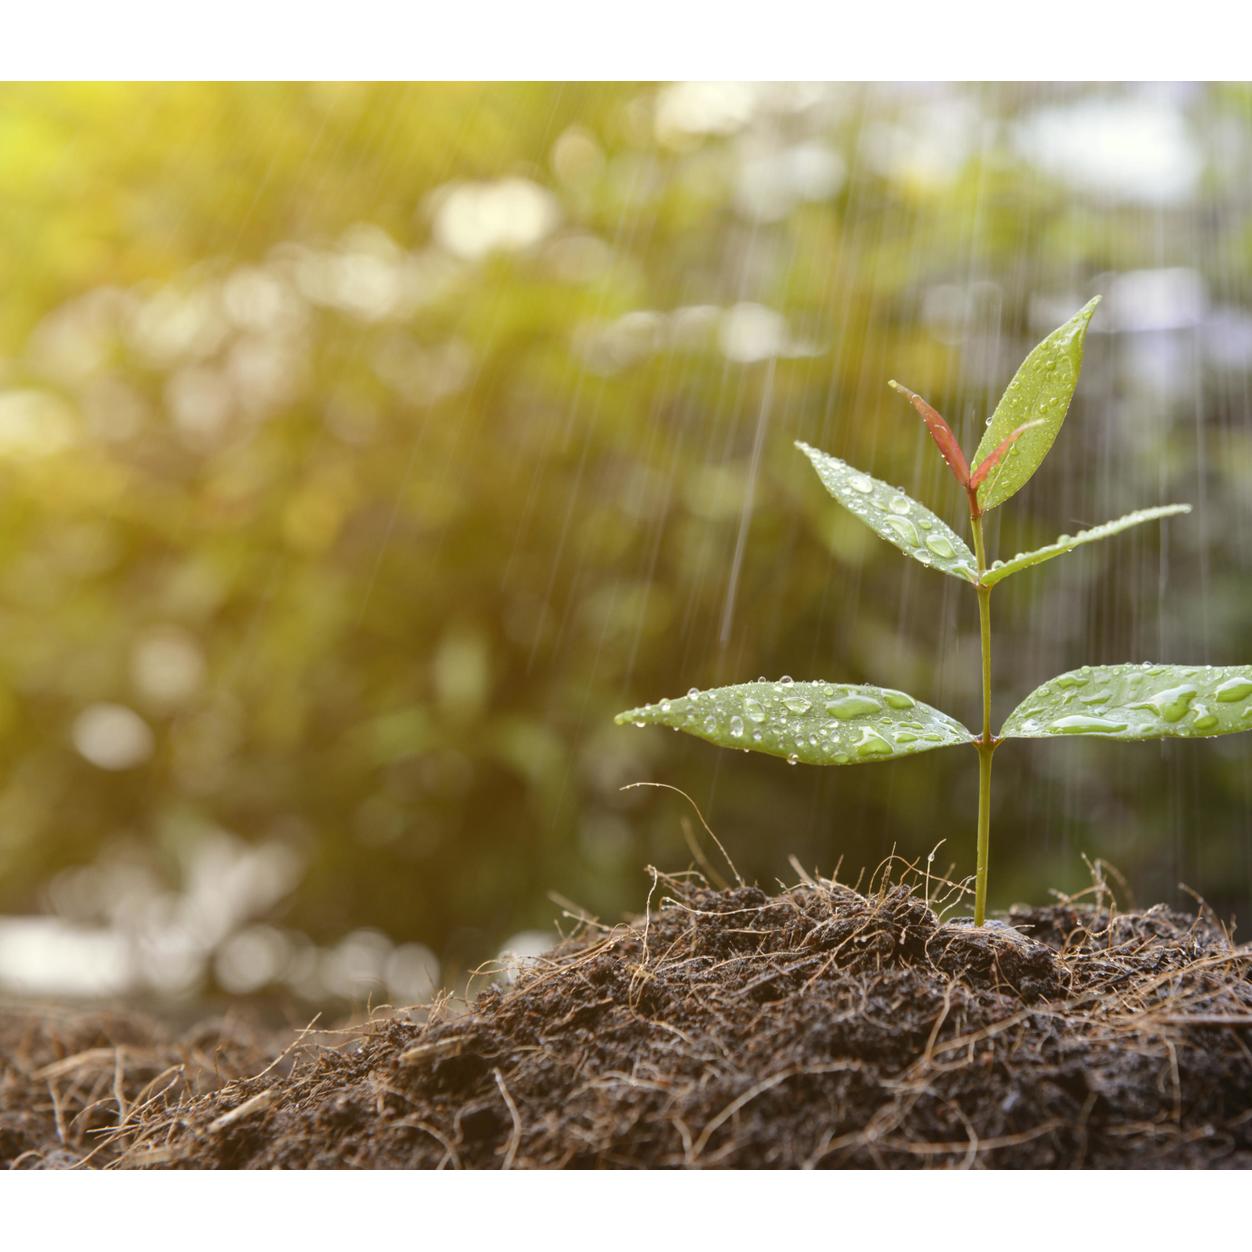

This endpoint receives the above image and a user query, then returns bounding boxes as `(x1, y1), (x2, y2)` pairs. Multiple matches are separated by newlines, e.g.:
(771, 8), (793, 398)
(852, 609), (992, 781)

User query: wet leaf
(1001, 664), (1252, 741)
(886, 381), (970, 488)
(967, 420), (1045, 493)
(796, 441), (977, 582)
(616, 680), (973, 765)
(980, 504), (1192, 589)
(971, 297), (1100, 512)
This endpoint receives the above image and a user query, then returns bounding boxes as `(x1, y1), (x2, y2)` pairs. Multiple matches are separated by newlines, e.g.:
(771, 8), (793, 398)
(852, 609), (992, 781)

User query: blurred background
(1, 81), (1250, 1013)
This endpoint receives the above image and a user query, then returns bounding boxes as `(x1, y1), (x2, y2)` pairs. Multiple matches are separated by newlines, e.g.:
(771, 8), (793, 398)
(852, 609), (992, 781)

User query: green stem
(970, 514), (995, 926)
(975, 735), (993, 926)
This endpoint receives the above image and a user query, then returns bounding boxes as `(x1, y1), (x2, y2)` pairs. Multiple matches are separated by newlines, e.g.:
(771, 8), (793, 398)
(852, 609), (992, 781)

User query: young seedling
(617, 297), (1252, 924)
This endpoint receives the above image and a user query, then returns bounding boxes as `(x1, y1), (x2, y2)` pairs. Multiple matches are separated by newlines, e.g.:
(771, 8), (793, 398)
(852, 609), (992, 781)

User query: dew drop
(894, 731), (918, 744)
(849, 475), (873, 494)
(884, 516), (920, 546)
(1215, 677), (1252, 703)
(1192, 706), (1219, 731)
(1132, 683), (1197, 724)
(786, 753), (799, 766)
(854, 727), (894, 758)
(779, 675), (794, 686)
(783, 695), (812, 714)
(1055, 673), (1089, 689)
(924, 534), (955, 560)
(887, 495), (911, 515)
(1049, 715), (1128, 735)
(729, 715), (745, 738)
(743, 697), (766, 723)
(702, 715), (716, 734)
(826, 695), (881, 719)
(660, 700), (672, 713)
(686, 687), (700, 699)
(883, 691), (915, 710)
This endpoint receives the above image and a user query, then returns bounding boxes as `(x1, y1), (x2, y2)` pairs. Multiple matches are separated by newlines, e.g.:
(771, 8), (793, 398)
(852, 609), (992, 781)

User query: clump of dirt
(5, 868), (1252, 1169)
(0, 1006), (266, 1168)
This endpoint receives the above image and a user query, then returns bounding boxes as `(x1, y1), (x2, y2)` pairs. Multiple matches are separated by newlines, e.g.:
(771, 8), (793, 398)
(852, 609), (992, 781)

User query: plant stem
(970, 514), (995, 926)
(974, 733), (993, 926)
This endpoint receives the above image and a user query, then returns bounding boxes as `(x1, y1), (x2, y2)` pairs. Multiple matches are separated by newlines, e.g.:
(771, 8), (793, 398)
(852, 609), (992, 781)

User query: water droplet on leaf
(854, 727), (893, 758)
(826, 695), (880, 719)
(1132, 683), (1197, 724)
(1050, 715), (1128, 735)
(1215, 677), (1252, 703)
(884, 516), (920, 546)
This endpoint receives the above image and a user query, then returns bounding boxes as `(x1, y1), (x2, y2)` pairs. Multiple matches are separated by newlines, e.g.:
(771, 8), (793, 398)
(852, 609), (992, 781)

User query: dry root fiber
(4, 866), (1252, 1169)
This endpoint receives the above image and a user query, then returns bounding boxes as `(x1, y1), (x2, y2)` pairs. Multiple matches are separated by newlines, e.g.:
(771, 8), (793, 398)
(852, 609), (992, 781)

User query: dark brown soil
(0, 1004), (268, 1169)
(4, 868), (1252, 1168)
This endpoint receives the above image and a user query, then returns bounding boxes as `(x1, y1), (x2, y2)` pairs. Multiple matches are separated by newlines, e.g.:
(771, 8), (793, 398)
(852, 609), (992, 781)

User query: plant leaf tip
(1071, 293), (1101, 328)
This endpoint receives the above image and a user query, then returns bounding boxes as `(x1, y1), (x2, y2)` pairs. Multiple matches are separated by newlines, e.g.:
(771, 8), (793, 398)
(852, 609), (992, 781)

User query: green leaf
(979, 504), (1191, 589)
(617, 680), (973, 765)
(1001, 664), (1252, 741)
(795, 442), (977, 582)
(971, 297), (1100, 512)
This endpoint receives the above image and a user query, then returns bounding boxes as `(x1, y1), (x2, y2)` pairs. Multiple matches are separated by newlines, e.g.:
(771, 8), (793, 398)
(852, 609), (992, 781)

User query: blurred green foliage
(2, 82), (1251, 998)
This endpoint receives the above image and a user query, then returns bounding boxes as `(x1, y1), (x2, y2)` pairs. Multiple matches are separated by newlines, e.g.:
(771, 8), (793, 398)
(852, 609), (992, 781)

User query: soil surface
(4, 869), (1252, 1168)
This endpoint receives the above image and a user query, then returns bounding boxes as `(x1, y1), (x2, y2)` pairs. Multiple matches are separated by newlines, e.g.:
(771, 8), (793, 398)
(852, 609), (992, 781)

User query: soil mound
(5, 871), (1252, 1168)
(0, 1005), (266, 1169)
